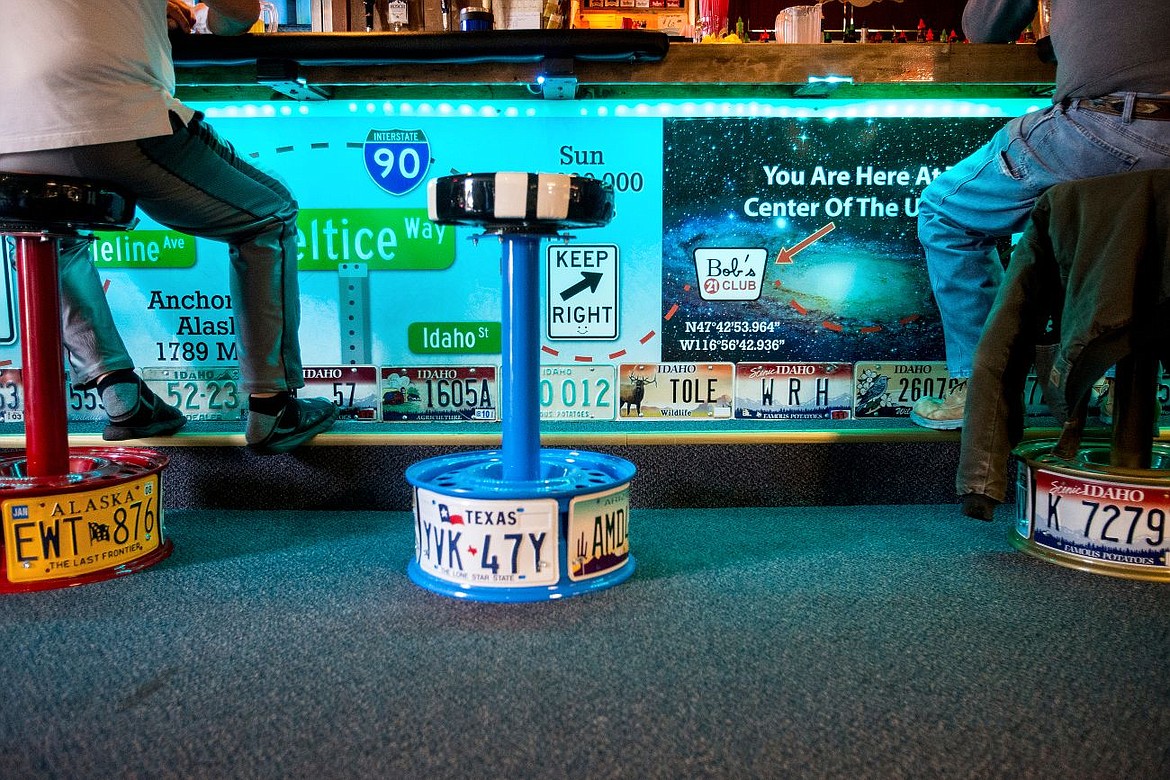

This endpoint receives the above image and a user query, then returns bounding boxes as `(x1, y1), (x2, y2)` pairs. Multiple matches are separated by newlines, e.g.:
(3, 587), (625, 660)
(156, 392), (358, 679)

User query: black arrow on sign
(560, 271), (603, 301)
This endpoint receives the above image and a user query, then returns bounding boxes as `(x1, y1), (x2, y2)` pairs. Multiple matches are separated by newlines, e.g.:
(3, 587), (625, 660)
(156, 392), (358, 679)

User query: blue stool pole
(500, 233), (542, 483)
(411, 172), (635, 601)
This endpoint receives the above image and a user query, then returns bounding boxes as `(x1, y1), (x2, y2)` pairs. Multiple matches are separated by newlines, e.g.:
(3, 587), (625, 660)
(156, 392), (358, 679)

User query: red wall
(736, 0), (969, 39)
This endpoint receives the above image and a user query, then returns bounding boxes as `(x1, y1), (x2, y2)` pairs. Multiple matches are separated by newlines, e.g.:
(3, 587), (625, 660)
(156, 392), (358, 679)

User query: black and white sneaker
(246, 396), (338, 455)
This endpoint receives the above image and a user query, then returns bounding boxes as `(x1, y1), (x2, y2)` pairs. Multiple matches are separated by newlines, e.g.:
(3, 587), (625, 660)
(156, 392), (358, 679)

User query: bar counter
(171, 31), (1056, 101)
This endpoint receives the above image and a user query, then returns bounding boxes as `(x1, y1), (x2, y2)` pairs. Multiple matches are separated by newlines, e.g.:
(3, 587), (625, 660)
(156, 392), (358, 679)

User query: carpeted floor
(2, 503), (1168, 779)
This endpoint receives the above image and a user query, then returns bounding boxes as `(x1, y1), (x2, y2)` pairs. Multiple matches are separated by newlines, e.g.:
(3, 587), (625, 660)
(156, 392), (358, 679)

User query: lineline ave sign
(546, 243), (619, 341)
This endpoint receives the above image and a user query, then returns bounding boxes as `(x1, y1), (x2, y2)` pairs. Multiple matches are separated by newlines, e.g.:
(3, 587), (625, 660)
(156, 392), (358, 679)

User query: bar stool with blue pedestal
(407, 172), (635, 602)
(0, 173), (171, 593)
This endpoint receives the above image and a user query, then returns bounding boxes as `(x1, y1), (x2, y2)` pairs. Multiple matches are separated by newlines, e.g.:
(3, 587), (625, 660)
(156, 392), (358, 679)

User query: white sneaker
(909, 382), (968, 430)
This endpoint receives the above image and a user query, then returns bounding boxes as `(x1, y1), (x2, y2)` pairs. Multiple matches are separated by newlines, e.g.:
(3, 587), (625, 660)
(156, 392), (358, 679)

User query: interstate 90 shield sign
(364, 129), (431, 196)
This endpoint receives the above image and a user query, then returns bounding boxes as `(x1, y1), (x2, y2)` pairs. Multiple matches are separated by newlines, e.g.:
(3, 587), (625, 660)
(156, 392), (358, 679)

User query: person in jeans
(0, 0), (337, 453)
(911, 0), (1170, 429)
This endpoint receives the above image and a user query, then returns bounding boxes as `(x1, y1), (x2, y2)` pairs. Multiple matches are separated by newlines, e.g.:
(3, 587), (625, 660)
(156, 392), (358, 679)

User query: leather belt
(1079, 95), (1170, 121)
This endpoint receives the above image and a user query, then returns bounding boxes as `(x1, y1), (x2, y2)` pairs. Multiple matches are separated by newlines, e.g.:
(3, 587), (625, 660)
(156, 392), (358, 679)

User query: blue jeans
(0, 113), (303, 393)
(917, 93), (1170, 379)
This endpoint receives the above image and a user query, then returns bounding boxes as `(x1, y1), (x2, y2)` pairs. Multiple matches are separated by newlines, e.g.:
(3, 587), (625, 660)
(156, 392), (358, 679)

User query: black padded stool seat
(0, 172), (136, 234)
(427, 172), (614, 232)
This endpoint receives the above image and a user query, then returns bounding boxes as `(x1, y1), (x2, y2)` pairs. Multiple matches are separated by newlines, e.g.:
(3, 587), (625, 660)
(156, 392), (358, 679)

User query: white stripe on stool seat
(536, 174), (571, 220)
(493, 172), (529, 219)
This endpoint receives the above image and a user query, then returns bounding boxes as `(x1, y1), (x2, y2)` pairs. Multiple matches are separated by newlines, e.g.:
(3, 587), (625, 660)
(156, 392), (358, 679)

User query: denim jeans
(917, 93), (1170, 379)
(0, 113), (303, 393)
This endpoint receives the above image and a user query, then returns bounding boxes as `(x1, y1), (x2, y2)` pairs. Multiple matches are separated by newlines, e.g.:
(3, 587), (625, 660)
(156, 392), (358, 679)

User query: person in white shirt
(0, 0), (337, 453)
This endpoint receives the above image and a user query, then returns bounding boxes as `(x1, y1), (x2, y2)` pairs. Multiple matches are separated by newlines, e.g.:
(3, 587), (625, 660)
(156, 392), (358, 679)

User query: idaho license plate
(539, 365), (617, 421)
(414, 488), (559, 586)
(735, 362), (852, 420)
(0, 368), (22, 422)
(616, 362), (734, 419)
(853, 361), (961, 419)
(302, 365), (379, 421)
(3, 474), (162, 583)
(143, 367), (245, 422)
(382, 366), (497, 422)
(1027, 469), (1170, 567)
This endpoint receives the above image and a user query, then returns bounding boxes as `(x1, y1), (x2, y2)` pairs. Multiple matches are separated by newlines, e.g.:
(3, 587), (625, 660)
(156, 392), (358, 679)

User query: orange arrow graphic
(775, 222), (836, 264)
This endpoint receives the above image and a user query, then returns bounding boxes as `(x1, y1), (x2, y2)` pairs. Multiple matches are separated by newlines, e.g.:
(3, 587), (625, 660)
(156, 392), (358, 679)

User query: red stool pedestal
(0, 173), (172, 592)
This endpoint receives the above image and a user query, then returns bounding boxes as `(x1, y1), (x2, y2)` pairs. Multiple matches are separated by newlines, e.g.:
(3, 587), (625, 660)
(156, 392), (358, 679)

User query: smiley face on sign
(363, 129), (432, 196)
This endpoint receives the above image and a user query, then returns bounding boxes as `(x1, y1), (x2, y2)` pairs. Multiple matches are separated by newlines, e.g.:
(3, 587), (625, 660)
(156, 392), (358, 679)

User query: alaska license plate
(735, 362), (852, 420)
(1027, 469), (1170, 567)
(853, 361), (962, 419)
(382, 366), (497, 422)
(414, 488), (559, 586)
(616, 362), (733, 419)
(3, 474), (162, 583)
(302, 365), (379, 421)
(539, 365), (617, 421)
(143, 366), (245, 422)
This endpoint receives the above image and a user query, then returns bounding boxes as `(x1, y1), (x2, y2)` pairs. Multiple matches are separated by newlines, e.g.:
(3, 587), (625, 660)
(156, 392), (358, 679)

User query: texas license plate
(853, 361), (961, 419)
(539, 364), (617, 421)
(302, 365), (378, 421)
(382, 366), (497, 422)
(413, 488), (559, 586)
(735, 362), (852, 420)
(3, 474), (163, 583)
(616, 362), (734, 419)
(143, 366), (245, 422)
(1028, 468), (1170, 567)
